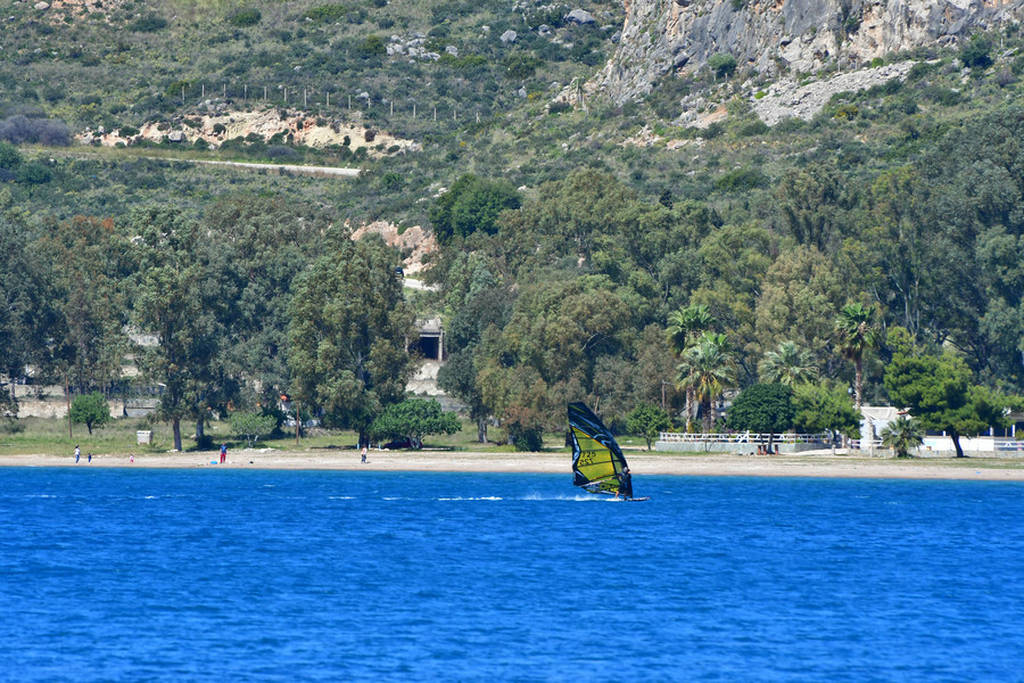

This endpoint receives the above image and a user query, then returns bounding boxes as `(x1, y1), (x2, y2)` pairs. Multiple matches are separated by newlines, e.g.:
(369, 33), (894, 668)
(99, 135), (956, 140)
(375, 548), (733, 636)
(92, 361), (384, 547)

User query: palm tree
(666, 304), (716, 353)
(834, 302), (879, 411)
(676, 332), (735, 433)
(881, 416), (923, 458)
(667, 304), (717, 427)
(759, 341), (818, 386)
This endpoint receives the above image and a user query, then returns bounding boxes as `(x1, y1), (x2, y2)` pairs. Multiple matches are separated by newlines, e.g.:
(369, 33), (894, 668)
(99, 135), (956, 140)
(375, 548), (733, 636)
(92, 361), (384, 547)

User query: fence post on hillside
(390, 101), (394, 116)
(433, 106), (437, 121)
(264, 85), (268, 101)
(326, 92), (330, 107)
(243, 84), (247, 101)
(348, 95), (352, 110)
(412, 102), (416, 118)
(284, 87), (288, 104)
(223, 83), (226, 98)
(304, 88), (308, 107)
(181, 85), (185, 104)
(202, 83), (205, 98)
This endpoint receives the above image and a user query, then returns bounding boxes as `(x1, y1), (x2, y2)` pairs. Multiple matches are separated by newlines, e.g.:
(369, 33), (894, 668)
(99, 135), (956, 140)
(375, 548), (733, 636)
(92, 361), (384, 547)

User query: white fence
(656, 432), (830, 454)
(658, 432), (830, 444)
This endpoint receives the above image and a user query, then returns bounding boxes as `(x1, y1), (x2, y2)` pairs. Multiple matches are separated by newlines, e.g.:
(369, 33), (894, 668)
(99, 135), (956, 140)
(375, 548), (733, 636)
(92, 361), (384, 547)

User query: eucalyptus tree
(130, 207), (227, 452)
(287, 234), (416, 447)
(0, 210), (56, 414)
(834, 302), (878, 410)
(675, 332), (735, 433)
(38, 216), (132, 393)
(759, 341), (818, 386)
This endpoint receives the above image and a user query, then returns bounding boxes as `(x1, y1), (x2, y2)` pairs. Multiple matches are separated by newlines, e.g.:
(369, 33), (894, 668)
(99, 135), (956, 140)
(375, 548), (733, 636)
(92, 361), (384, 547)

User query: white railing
(658, 432), (830, 444)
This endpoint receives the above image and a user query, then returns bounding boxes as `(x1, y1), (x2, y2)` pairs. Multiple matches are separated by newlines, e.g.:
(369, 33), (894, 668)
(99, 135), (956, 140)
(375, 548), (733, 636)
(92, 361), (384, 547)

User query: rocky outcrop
(76, 108), (420, 156)
(750, 60), (916, 123)
(593, 0), (1023, 103)
(350, 221), (438, 275)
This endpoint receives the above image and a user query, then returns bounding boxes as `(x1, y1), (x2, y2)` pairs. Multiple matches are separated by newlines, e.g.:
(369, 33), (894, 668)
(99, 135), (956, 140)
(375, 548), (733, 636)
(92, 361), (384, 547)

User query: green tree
(880, 416), (923, 458)
(884, 331), (1010, 458)
(834, 302), (879, 410)
(667, 303), (716, 353)
(676, 332), (735, 432)
(0, 212), (58, 415)
(759, 341), (818, 386)
(369, 398), (460, 449)
(230, 411), (277, 447)
(130, 208), (226, 452)
(39, 216), (131, 393)
(70, 391), (113, 434)
(754, 246), (845, 366)
(960, 34), (992, 69)
(0, 142), (21, 170)
(792, 382), (860, 452)
(707, 53), (737, 79)
(429, 174), (521, 243)
(667, 303), (716, 424)
(626, 403), (671, 450)
(203, 197), (326, 412)
(287, 235), (416, 446)
(728, 383), (795, 453)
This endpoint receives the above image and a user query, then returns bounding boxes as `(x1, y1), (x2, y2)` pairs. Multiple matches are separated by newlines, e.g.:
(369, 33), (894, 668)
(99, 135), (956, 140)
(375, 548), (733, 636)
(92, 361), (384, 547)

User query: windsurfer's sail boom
(568, 402), (634, 499)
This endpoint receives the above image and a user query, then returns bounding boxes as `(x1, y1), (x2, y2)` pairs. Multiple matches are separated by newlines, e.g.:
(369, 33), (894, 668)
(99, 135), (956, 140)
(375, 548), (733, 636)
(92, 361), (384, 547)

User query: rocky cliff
(594, 0), (1023, 102)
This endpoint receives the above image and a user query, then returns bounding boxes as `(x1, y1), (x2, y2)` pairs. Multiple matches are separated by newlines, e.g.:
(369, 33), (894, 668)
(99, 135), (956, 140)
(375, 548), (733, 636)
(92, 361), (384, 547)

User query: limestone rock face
(593, 0), (1023, 102)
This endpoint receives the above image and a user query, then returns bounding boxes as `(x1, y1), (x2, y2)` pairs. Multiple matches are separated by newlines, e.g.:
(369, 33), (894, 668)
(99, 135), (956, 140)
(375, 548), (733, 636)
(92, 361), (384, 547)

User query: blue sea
(2, 468), (1024, 681)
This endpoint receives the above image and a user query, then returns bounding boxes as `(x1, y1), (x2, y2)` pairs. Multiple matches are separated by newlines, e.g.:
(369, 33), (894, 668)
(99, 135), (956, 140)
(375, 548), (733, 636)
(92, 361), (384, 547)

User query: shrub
(131, 14), (168, 32)
(70, 392), (113, 434)
(16, 162), (52, 184)
(0, 141), (21, 169)
(736, 119), (769, 136)
(355, 35), (385, 58)
(369, 399), (460, 449)
(0, 115), (71, 145)
(708, 52), (738, 79)
(960, 34), (992, 69)
(230, 412), (277, 447)
(714, 166), (769, 191)
(504, 54), (543, 80)
(304, 4), (347, 23)
(227, 8), (261, 27)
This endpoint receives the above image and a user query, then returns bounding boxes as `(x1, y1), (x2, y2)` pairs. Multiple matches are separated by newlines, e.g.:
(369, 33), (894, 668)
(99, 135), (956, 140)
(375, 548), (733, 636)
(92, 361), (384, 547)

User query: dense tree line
(3, 105), (1024, 449)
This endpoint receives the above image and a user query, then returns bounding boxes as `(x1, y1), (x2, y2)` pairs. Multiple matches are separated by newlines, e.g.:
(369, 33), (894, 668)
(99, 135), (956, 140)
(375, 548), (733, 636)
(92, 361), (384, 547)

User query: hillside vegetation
(2, 0), (1024, 447)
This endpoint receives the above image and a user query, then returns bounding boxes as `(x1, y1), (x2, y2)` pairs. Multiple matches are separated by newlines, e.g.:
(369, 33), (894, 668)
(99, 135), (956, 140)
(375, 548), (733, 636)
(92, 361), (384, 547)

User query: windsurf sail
(568, 402), (633, 498)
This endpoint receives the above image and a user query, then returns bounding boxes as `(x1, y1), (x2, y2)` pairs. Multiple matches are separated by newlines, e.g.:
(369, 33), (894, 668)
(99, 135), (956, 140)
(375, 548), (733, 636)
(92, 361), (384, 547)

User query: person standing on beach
(360, 445), (368, 463)
(74, 445), (80, 463)
(220, 443), (227, 464)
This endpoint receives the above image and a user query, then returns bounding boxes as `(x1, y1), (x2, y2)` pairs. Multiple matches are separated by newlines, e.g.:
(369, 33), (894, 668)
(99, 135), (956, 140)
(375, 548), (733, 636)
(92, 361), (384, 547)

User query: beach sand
(3, 449), (1024, 480)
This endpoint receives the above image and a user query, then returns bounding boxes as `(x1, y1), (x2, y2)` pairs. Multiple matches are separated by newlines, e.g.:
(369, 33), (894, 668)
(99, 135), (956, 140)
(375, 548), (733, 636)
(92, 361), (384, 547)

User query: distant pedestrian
(74, 445), (80, 463)
(220, 443), (227, 464)
(360, 445), (367, 463)
(129, 455), (134, 464)
(87, 453), (92, 463)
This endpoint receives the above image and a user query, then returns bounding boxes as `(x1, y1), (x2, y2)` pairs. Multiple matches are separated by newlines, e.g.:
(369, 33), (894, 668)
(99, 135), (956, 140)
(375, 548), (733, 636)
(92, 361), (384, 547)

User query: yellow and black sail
(568, 402), (633, 498)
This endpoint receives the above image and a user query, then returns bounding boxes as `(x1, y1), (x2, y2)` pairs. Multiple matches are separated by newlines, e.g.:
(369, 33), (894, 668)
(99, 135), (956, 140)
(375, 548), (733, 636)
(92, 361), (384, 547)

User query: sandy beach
(3, 448), (1024, 480)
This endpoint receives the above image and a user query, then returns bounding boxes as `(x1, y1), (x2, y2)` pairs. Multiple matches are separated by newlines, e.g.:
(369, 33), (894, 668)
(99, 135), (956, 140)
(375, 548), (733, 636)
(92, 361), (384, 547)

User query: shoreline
(2, 449), (1024, 481)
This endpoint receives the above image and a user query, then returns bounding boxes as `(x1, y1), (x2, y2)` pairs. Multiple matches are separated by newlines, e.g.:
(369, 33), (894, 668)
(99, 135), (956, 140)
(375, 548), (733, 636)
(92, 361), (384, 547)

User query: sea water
(2, 468), (1023, 681)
